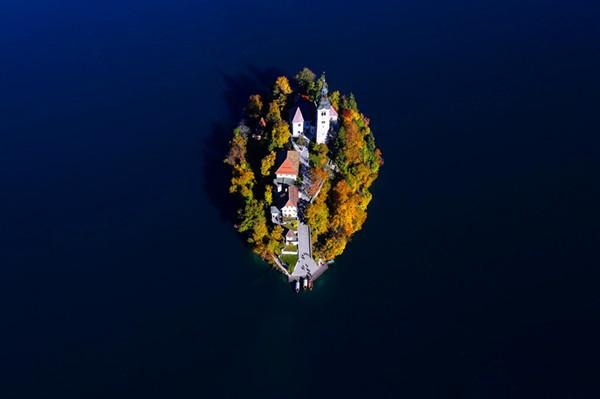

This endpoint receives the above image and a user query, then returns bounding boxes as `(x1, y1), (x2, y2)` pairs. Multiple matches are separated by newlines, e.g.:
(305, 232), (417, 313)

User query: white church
(289, 75), (338, 144)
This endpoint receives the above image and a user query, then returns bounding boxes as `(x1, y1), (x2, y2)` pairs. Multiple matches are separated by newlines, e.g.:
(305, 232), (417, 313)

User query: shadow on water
(201, 66), (285, 225)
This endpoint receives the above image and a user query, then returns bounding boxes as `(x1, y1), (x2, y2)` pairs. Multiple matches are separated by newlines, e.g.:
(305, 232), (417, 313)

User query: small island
(225, 68), (383, 292)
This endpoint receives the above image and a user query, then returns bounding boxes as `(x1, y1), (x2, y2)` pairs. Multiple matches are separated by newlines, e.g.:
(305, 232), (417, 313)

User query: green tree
(294, 67), (316, 93)
(309, 143), (329, 168)
(309, 76), (324, 101)
(330, 90), (340, 110)
(342, 93), (358, 111)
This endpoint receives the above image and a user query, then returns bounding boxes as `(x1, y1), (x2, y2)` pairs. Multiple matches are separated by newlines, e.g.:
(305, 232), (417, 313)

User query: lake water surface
(2, 1), (600, 398)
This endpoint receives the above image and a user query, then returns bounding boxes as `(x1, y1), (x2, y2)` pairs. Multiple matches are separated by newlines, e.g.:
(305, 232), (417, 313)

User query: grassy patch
(282, 245), (298, 253)
(287, 262), (296, 274)
(281, 254), (298, 272)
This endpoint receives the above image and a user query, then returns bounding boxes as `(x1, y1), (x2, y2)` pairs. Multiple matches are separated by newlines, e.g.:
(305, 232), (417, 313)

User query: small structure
(277, 185), (298, 219)
(270, 206), (282, 224)
(274, 150), (300, 181)
(289, 97), (316, 138)
(291, 107), (305, 138)
(285, 229), (298, 246)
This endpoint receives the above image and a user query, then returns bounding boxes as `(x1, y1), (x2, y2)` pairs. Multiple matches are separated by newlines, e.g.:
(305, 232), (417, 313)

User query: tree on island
(246, 94), (263, 120)
(224, 67), (383, 267)
(294, 67), (316, 93)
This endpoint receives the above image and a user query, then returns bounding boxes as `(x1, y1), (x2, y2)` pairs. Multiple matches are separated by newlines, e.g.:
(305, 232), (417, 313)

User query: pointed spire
(317, 72), (331, 110)
(320, 72), (328, 97)
(292, 106), (304, 123)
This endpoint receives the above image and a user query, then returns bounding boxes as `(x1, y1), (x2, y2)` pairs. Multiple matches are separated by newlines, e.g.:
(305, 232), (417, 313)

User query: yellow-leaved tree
(260, 151), (276, 176)
(270, 121), (290, 150)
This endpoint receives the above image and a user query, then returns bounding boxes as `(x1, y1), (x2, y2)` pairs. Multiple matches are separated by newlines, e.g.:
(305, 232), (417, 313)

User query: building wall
(282, 206), (297, 218)
(285, 237), (298, 245)
(276, 173), (297, 180)
(316, 109), (330, 144)
(292, 122), (303, 137)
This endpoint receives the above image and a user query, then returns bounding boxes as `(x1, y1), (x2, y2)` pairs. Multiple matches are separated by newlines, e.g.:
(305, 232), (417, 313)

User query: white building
(285, 229), (298, 245)
(289, 99), (316, 139)
(287, 74), (338, 145)
(315, 75), (338, 144)
(291, 107), (305, 138)
(280, 185), (299, 219)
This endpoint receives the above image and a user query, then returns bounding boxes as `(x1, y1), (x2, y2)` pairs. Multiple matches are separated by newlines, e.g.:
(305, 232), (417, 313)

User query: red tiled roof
(275, 151), (299, 176)
(330, 106), (338, 118)
(285, 185), (299, 207)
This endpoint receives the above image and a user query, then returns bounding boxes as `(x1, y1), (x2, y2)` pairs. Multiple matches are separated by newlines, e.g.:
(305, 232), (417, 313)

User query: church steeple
(320, 72), (328, 97)
(316, 72), (332, 144)
(317, 72), (331, 110)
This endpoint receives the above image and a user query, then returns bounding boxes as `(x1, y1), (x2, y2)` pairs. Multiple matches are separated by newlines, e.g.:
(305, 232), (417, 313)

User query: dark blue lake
(1, 1), (600, 397)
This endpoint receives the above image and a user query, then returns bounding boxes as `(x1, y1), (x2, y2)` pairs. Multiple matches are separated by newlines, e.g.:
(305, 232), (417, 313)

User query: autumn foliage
(310, 93), (383, 260)
(225, 68), (383, 266)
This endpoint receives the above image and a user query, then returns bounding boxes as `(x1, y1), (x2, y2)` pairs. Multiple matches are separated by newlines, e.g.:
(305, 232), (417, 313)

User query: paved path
(292, 139), (310, 167)
(291, 222), (320, 280)
(288, 138), (330, 283)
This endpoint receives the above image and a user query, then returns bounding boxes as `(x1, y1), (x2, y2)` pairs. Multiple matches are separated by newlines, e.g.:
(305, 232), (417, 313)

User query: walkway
(290, 222), (322, 280)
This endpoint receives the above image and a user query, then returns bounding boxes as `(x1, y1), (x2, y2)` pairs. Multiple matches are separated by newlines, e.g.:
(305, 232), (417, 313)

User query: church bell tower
(316, 74), (331, 144)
